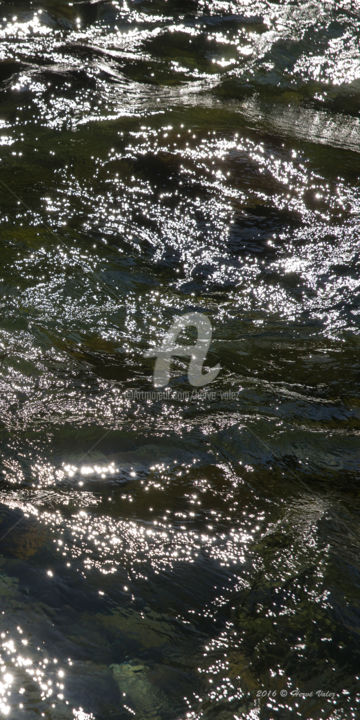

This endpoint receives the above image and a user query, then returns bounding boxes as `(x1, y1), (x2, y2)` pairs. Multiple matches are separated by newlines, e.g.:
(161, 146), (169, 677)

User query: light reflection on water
(0, 0), (360, 718)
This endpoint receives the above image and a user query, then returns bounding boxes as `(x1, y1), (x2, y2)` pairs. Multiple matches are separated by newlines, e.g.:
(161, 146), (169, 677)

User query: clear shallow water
(0, 0), (360, 718)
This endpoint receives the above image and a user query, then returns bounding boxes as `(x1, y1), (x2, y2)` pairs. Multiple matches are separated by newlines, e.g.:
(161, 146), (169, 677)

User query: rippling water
(0, 0), (360, 718)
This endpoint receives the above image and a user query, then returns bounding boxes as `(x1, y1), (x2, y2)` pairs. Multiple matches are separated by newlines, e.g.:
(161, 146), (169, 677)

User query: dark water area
(0, 0), (360, 718)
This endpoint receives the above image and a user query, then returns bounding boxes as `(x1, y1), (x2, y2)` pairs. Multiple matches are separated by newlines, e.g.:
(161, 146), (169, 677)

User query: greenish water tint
(0, 0), (360, 717)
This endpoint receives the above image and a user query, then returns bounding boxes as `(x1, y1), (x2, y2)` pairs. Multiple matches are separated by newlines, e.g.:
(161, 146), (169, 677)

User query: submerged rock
(0, 511), (48, 560)
(110, 661), (168, 720)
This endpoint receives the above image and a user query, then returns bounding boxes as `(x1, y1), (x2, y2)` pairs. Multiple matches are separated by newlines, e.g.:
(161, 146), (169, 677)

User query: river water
(0, 1), (360, 718)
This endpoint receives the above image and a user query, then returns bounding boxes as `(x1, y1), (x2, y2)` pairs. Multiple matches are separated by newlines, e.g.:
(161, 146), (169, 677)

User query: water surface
(0, 1), (360, 718)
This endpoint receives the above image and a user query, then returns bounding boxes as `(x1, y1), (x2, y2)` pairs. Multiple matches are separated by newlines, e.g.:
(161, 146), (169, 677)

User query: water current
(0, 1), (360, 718)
